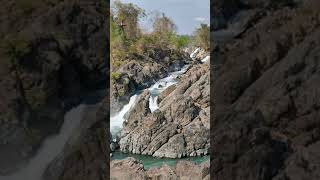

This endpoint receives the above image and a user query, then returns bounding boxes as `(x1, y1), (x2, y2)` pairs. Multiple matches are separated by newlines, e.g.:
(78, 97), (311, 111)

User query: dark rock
(0, 0), (107, 174)
(212, 0), (320, 179)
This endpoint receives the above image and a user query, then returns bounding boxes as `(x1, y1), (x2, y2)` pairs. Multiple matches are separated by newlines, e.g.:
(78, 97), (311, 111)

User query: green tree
(171, 35), (190, 50)
(112, 1), (145, 40)
(152, 12), (177, 34)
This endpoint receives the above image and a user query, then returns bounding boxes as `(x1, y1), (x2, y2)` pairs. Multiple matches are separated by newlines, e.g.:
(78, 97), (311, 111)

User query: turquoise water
(111, 151), (209, 170)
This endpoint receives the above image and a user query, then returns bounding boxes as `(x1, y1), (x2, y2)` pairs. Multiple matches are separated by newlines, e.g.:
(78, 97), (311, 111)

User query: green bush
(118, 89), (125, 97)
(111, 72), (121, 82)
(15, 0), (42, 14)
(1, 35), (31, 66)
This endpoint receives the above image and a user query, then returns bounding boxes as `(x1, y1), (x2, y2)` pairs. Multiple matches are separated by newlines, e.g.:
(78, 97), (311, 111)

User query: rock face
(119, 55), (210, 158)
(110, 157), (210, 180)
(0, 0), (107, 175)
(212, 0), (320, 179)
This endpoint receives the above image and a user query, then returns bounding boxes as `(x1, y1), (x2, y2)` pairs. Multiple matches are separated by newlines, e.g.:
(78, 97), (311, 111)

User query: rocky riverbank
(110, 157), (210, 180)
(212, 0), (320, 179)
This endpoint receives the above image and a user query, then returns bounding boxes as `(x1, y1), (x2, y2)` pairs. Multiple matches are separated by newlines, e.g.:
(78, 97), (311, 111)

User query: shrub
(15, 0), (42, 14)
(111, 72), (121, 82)
(1, 34), (31, 67)
(118, 89), (125, 97)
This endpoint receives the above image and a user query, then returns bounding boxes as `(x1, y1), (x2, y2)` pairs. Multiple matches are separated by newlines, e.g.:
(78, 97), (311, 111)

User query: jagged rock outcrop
(157, 84), (176, 104)
(110, 157), (210, 180)
(119, 57), (210, 158)
(212, 0), (320, 179)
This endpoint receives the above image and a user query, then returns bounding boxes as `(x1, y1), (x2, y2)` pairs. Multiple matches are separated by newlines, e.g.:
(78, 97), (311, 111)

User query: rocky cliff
(118, 52), (210, 158)
(0, 0), (107, 176)
(212, 0), (320, 179)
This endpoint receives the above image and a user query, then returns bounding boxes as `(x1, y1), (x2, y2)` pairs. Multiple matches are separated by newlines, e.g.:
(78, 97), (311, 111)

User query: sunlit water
(0, 104), (86, 180)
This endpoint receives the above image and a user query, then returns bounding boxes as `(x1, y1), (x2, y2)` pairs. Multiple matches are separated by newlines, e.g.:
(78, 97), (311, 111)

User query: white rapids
(147, 65), (189, 112)
(0, 104), (86, 180)
(190, 47), (200, 59)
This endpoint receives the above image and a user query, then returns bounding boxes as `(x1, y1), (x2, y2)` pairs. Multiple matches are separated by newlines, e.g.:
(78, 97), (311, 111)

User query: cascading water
(190, 47), (200, 59)
(149, 96), (159, 112)
(110, 94), (138, 139)
(147, 64), (189, 112)
(0, 104), (86, 180)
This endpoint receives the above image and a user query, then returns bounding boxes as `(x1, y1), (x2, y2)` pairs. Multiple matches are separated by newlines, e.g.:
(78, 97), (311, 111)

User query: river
(110, 51), (210, 168)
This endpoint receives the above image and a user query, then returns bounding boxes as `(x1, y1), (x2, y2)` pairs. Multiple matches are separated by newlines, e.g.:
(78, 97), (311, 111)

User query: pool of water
(111, 151), (209, 170)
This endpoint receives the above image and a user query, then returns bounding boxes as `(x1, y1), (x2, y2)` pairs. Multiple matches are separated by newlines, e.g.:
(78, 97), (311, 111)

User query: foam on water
(0, 104), (86, 180)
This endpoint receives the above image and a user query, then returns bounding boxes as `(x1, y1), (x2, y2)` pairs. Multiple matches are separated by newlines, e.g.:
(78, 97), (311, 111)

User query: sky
(111, 0), (210, 35)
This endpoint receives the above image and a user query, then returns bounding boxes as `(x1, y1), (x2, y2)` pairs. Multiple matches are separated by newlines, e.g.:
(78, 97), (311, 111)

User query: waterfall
(0, 104), (86, 180)
(110, 94), (138, 138)
(149, 96), (159, 112)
